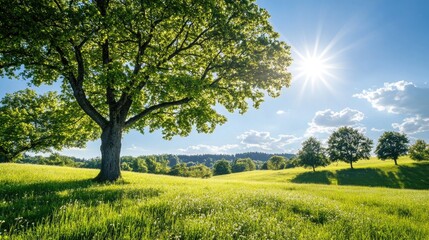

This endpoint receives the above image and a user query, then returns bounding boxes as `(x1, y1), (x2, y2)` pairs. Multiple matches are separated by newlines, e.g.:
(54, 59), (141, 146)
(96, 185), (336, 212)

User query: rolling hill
(0, 157), (428, 239)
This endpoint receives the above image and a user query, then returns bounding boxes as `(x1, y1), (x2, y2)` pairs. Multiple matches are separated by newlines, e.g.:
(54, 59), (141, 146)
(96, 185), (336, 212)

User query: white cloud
(179, 130), (301, 154)
(306, 108), (365, 135)
(355, 81), (429, 134)
(126, 144), (148, 152)
(353, 80), (429, 116)
(276, 135), (302, 147)
(276, 110), (286, 115)
(237, 130), (301, 151)
(64, 147), (87, 151)
(392, 116), (429, 134)
(178, 144), (239, 154)
(370, 127), (385, 132)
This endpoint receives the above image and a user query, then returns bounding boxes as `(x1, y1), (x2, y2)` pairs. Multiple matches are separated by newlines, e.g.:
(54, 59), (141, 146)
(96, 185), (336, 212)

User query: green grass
(217, 157), (429, 189)
(0, 158), (428, 239)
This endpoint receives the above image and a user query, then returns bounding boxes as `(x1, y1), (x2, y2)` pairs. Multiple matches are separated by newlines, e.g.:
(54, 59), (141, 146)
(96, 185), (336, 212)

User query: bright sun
(293, 42), (339, 93)
(299, 55), (328, 80)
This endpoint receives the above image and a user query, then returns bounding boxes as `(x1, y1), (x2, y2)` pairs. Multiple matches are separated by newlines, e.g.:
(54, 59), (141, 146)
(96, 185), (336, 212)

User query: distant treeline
(15, 152), (296, 178)
(176, 152), (294, 166)
(18, 152), (294, 168)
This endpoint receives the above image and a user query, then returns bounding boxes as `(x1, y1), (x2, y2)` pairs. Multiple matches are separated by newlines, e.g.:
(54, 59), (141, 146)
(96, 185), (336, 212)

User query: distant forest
(19, 152), (295, 169)
(176, 152), (295, 166)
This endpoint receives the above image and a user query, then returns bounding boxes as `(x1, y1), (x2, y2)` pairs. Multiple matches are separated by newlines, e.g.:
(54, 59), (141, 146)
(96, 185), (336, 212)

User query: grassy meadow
(1, 157), (428, 239)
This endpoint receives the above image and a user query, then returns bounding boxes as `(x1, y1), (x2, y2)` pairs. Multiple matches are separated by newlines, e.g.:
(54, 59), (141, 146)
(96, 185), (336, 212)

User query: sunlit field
(1, 158), (428, 239)
(216, 157), (429, 189)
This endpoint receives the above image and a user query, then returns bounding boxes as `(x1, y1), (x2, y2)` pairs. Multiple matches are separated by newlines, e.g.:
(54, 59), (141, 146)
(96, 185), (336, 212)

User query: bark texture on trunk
(95, 123), (123, 182)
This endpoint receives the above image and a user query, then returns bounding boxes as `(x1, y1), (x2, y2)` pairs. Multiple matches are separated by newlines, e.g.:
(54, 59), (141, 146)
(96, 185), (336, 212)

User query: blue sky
(2, 0), (429, 158)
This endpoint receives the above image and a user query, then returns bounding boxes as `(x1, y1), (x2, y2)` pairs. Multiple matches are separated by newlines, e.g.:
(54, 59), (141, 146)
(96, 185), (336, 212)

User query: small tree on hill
(327, 126), (373, 169)
(169, 163), (188, 176)
(187, 164), (212, 178)
(133, 158), (149, 173)
(375, 131), (409, 165)
(285, 156), (300, 169)
(213, 159), (232, 175)
(261, 162), (269, 170)
(232, 158), (256, 173)
(145, 156), (170, 174)
(409, 139), (429, 161)
(170, 163), (212, 178)
(297, 137), (329, 172)
(232, 161), (247, 173)
(121, 162), (133, 171)
(266, 155), (287, 170)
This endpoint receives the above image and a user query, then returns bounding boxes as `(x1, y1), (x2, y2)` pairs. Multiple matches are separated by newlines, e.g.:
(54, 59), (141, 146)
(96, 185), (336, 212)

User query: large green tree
(231, 157), (256, 173)
(327, 126), (373, 169)
(408, 139), (429, 161)
(265, 155), (287, 170)
(375, 131), (409, 165)
(0, 0), (292, 181)
(0, 89), (97, 162)
(213, 159), (232, 175)
(297, 137), (329, 172)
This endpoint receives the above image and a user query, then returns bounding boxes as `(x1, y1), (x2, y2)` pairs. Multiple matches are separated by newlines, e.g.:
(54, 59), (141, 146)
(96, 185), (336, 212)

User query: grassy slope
(0, 158), (428, 239)
(215, 156), (429, 189)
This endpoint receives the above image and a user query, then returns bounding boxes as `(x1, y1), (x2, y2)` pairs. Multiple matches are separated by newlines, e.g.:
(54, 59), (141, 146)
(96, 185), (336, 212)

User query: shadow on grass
(290, 171), (334, 184)
(336, 168), (401, 188)
(397, 162), (429, 189)
(0, 179), (162, 231)
(290, 162), (429, 190)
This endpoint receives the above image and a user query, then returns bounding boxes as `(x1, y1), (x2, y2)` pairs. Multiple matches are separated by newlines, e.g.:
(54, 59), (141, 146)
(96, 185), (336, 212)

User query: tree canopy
(213, 159), (232, 175)
(0, 0), (292, 181)
(265, 155), (287, 170)
(231, 158), (256, 172)
(0, 89), (97, 162)
(297, 137), (329, 172)
(409, 139), (429, 161)
(375, 131), (409, 165)
(327, 126), (373, 169)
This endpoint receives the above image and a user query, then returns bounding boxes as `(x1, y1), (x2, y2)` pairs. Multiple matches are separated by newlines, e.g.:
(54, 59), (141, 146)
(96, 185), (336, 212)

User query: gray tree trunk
(95, 123), (123, 182)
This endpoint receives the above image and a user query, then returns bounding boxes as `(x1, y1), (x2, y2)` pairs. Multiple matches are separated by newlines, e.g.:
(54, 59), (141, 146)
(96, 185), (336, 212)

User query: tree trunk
(312, 165), (315, 172)
(350, 161), (354, 169)
(394, 158), (398, 165)
(95, 123), (123, 182)
(0, 147), (13, 162)
(0, 156), (10, 163)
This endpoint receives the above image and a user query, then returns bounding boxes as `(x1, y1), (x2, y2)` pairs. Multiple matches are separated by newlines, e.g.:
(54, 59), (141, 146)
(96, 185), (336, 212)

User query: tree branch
(0, 135), (48, 162)
(73, 46), (85, 86)
(53, 0), (64, 13)
(55, 46), (108, 128)
(209, 77), (223, 88)
(115, 18), (160, 113)
(164, 17), (189, 53)
(100, 39), (117, 116)
(0, 145), (7, 157)
(165, 25), (214, 62)
(124, 97), (191, 128)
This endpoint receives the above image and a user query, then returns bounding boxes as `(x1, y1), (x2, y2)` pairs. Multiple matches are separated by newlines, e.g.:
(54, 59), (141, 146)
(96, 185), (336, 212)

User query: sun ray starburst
(291, 33), (344, 97)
